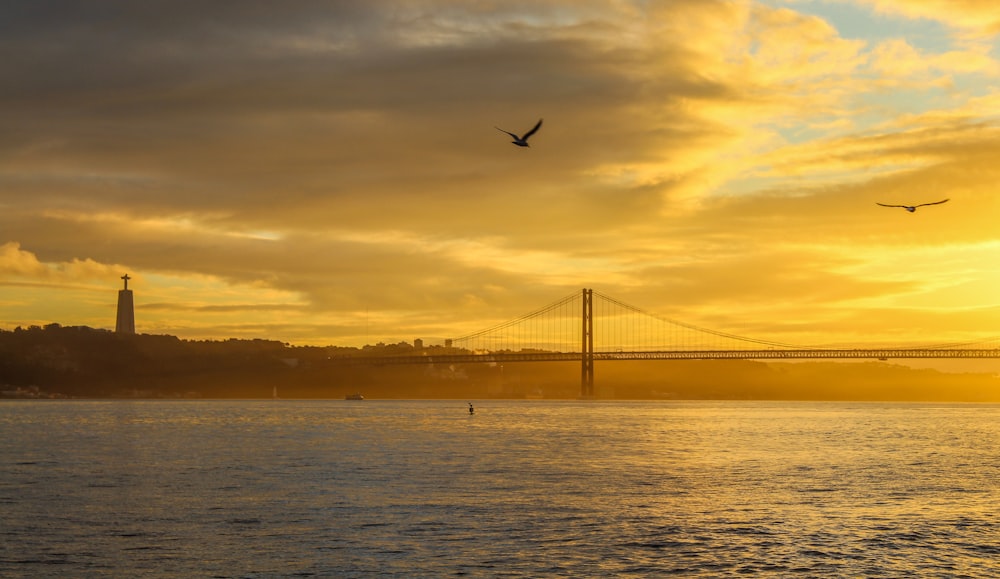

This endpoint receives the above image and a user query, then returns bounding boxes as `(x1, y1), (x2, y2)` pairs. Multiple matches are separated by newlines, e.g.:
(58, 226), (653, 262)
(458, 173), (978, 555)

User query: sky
(2, 0), (1000, 355)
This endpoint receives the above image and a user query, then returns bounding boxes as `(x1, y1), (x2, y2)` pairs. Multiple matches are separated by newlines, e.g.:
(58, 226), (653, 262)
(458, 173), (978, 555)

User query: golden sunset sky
(2, 0), (1000, 353)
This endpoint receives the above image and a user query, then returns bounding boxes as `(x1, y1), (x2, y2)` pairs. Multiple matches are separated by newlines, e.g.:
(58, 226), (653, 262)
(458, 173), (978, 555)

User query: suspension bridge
(334, 289), (1000, 397)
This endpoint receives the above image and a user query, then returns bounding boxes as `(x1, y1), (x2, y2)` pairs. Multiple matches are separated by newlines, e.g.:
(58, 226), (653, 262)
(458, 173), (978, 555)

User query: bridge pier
(581, 288), (594, 398)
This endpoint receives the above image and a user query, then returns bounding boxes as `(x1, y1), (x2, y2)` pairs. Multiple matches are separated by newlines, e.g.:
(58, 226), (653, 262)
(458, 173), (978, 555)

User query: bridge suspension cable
(591, 290), (809, 351)
(448, 288), (1000, 355)
(449, 289), (819, 354)
(451, 290), (582, 353)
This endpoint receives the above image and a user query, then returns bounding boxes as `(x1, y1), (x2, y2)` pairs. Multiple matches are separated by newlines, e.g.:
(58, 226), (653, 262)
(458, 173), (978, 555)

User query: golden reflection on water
(1, 400), (998, 576)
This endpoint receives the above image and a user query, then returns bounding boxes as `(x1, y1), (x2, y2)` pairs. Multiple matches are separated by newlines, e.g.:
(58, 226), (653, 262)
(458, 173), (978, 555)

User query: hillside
(2, 324), (999, 401)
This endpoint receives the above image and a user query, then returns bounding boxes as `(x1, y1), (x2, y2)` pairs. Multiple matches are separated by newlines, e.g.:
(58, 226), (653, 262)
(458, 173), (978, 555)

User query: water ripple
(1, 400), (999, 577)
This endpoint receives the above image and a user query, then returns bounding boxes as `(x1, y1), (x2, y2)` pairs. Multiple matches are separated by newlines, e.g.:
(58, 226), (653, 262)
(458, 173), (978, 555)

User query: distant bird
(876, 199), (949, 213)
(495, 119), (543, 147)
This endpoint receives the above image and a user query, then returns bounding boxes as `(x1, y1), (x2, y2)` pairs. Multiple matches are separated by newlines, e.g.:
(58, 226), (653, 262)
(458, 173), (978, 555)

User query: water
(1, 400), (998, 577)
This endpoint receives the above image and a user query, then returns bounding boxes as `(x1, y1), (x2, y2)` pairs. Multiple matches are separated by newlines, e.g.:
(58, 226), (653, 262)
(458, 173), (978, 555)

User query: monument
(115, 274), (135, 334)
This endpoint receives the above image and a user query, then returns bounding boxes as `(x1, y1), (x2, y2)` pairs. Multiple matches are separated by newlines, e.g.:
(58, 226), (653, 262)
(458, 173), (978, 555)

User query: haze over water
(2, 399), (998, 577)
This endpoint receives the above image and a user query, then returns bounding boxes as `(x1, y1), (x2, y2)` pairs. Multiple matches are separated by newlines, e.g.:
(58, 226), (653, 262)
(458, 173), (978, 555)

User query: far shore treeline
(2, 324), (999, 401)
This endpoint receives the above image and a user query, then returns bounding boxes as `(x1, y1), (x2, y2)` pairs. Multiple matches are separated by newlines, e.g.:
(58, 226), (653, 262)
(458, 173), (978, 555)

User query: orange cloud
(858, 0), (1000, 36)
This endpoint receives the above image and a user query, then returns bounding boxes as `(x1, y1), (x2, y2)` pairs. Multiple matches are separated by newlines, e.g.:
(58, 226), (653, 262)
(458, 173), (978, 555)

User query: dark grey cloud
(0, 0), (714, 246)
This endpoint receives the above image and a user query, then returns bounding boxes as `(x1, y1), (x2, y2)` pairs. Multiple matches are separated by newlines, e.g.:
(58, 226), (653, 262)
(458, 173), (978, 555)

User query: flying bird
(495, 119), (543, 147)
(876, 199), (949, 212)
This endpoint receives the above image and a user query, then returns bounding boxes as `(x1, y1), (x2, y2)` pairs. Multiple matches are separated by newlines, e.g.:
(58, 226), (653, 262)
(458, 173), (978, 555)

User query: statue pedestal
(116, 289), (135, 334)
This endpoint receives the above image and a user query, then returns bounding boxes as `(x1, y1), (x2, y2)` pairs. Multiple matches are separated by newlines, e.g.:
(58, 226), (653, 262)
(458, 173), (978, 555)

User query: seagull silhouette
(876, 199), (949, 212)
(495, 119), (542, 147)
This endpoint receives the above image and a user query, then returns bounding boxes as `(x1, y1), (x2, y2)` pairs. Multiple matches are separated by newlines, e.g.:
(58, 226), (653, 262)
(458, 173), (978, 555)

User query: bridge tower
(581, 288), (594, 398)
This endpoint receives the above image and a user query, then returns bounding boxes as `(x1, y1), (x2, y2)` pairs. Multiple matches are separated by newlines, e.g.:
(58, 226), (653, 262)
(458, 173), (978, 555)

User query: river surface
(1, 400), (998, 577)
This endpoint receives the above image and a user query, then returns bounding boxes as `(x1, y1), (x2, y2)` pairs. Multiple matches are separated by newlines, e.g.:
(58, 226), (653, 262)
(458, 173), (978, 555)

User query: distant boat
(345, 393), (365, 400)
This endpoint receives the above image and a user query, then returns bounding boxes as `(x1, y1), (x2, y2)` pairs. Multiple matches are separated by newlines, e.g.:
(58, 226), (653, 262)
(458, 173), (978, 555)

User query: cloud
(0, 241), (124, 285)
(856, 0), (1000, 36)
(0, 242), (46, 276)
(2, 1), (999, 348)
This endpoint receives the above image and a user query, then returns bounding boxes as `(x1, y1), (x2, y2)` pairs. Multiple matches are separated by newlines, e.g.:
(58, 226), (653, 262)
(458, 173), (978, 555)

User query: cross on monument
(121, 274), (131, 290)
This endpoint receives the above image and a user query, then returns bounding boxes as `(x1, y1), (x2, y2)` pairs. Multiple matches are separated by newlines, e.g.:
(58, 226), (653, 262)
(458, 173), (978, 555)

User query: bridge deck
(330, 348), (1000, 366)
